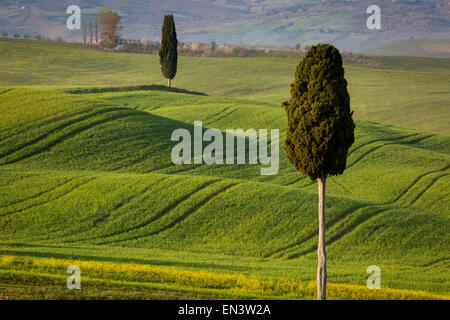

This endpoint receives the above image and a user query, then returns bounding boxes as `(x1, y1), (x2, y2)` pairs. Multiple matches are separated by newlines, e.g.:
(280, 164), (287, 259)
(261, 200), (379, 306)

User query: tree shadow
(64, 85), (208, 96)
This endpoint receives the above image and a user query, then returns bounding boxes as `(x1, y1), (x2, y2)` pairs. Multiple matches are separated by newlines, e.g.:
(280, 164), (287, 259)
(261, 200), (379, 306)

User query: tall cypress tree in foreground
(283, 44), (355, 300)
(159, 14), (178, 87)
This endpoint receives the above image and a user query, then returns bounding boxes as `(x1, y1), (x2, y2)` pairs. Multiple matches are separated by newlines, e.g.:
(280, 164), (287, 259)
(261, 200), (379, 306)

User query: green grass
(1, 254), (447, 300)
(0, 39), (448, 299)
(0, 86), (448, 298)
(1, 39), (449, 133)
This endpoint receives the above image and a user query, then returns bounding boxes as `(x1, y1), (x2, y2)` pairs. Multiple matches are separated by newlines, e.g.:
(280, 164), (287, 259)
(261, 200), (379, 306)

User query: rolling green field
(1, 39), (449, 133)
(0, 39), (449, 299)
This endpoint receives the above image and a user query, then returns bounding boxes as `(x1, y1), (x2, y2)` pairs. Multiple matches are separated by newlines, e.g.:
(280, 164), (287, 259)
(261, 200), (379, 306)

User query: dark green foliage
(284, 44), (355, 180)
(159, 15), (178, 81)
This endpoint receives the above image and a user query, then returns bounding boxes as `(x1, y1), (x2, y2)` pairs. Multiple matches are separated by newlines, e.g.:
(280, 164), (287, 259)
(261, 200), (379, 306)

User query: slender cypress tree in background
(89, 17), (93, 45)
(95, 15), (98, 44)
(81, 18), (86, 45)
(283, 43), (355, 300)
(159, 14), (178, 87)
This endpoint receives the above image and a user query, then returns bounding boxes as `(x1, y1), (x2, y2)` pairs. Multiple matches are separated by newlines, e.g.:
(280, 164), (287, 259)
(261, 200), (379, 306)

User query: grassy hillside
(0, 39), (449, 133)
(0, 40), (448, 299)
(362, 39), (450, 58)
(0, 86), (448, 298)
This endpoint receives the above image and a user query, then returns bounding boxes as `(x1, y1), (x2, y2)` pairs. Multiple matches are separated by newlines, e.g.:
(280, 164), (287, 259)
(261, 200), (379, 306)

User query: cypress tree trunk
(168, 78), (171, 88)
(317, 176), (327, 300)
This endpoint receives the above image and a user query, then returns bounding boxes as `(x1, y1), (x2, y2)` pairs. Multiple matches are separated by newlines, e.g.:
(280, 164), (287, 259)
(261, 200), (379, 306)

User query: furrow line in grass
(398, 133), (439, 146)
(119, 149), (173, 173)
(147, 162), (221, 175)
(421, 257), (450, 268)
(347, 133), (421, 157)
(93, 177), (169, 228)
(83, 179), (220, 244)
(225, 84), (287, 96)
(162, 164), (207, 174)
(0, 88), (14, 96)
(131, 181), (240, 237)
(203, 108), (237, 125)
(266, 204), (369, 258)
(0, 173), (37, 188)
(285, 178), (315, 188)
(284, 163), (450, 256)
(407, 172), (450, 207)
(0, 107), (129, 160)
(0, 112), (136, 165)
(0, 177), (97, 218)
(0, 107), (97, 141)
(201, 107), (231, 124)
(61, 175), (172, 242)
(287, 206), (390, 260)
(393, 163), (450, 204)
(142, 163), (177, 174)
(286, 164), (450, 253)
(0, 106), (124, 155)
(257, 140), (448, 255)
(265, 230), (317, 259)
(346, 144), (387, 169)
(318, 207), (389, 251)
(282, 175), (309, 187)
(346, 133), (436, 169)
(329, 176), (353, 195)
(0, 177), (78, 209)
(283, 134), (436, 188)
(101, 181), (239, 244)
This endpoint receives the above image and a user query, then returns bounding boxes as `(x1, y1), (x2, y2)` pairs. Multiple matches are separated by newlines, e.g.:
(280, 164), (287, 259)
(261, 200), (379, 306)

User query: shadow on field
(0, 245), (251, 272)
(63, 85), (208, 96)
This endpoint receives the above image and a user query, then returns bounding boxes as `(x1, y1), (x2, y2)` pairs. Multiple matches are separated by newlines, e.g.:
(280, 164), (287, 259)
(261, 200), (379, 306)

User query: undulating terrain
(0, 39), (449, 299)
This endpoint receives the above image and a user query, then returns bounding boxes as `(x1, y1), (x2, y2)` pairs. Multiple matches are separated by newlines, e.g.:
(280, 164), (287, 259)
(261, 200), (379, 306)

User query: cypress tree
(81, 18), (86, 45)
(89, 17), (93, 45)
(283, 44), (355, 300)
(95, 15), (98, 44)
(159, 14), (178, 88)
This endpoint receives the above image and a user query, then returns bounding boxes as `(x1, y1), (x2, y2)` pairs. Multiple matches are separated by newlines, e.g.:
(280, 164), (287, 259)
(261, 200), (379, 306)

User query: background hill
(362, 38), (450, 58)
(1, 39), (449, 133)
(1, 0), (449, 51)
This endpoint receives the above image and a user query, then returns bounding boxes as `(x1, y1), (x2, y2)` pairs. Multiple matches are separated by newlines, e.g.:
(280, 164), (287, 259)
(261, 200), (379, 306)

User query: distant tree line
(0, 32), (56, 41)
(79, 9), (121, 46)
(0, 12), (382, 69)
(111, 41), (306, 58)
